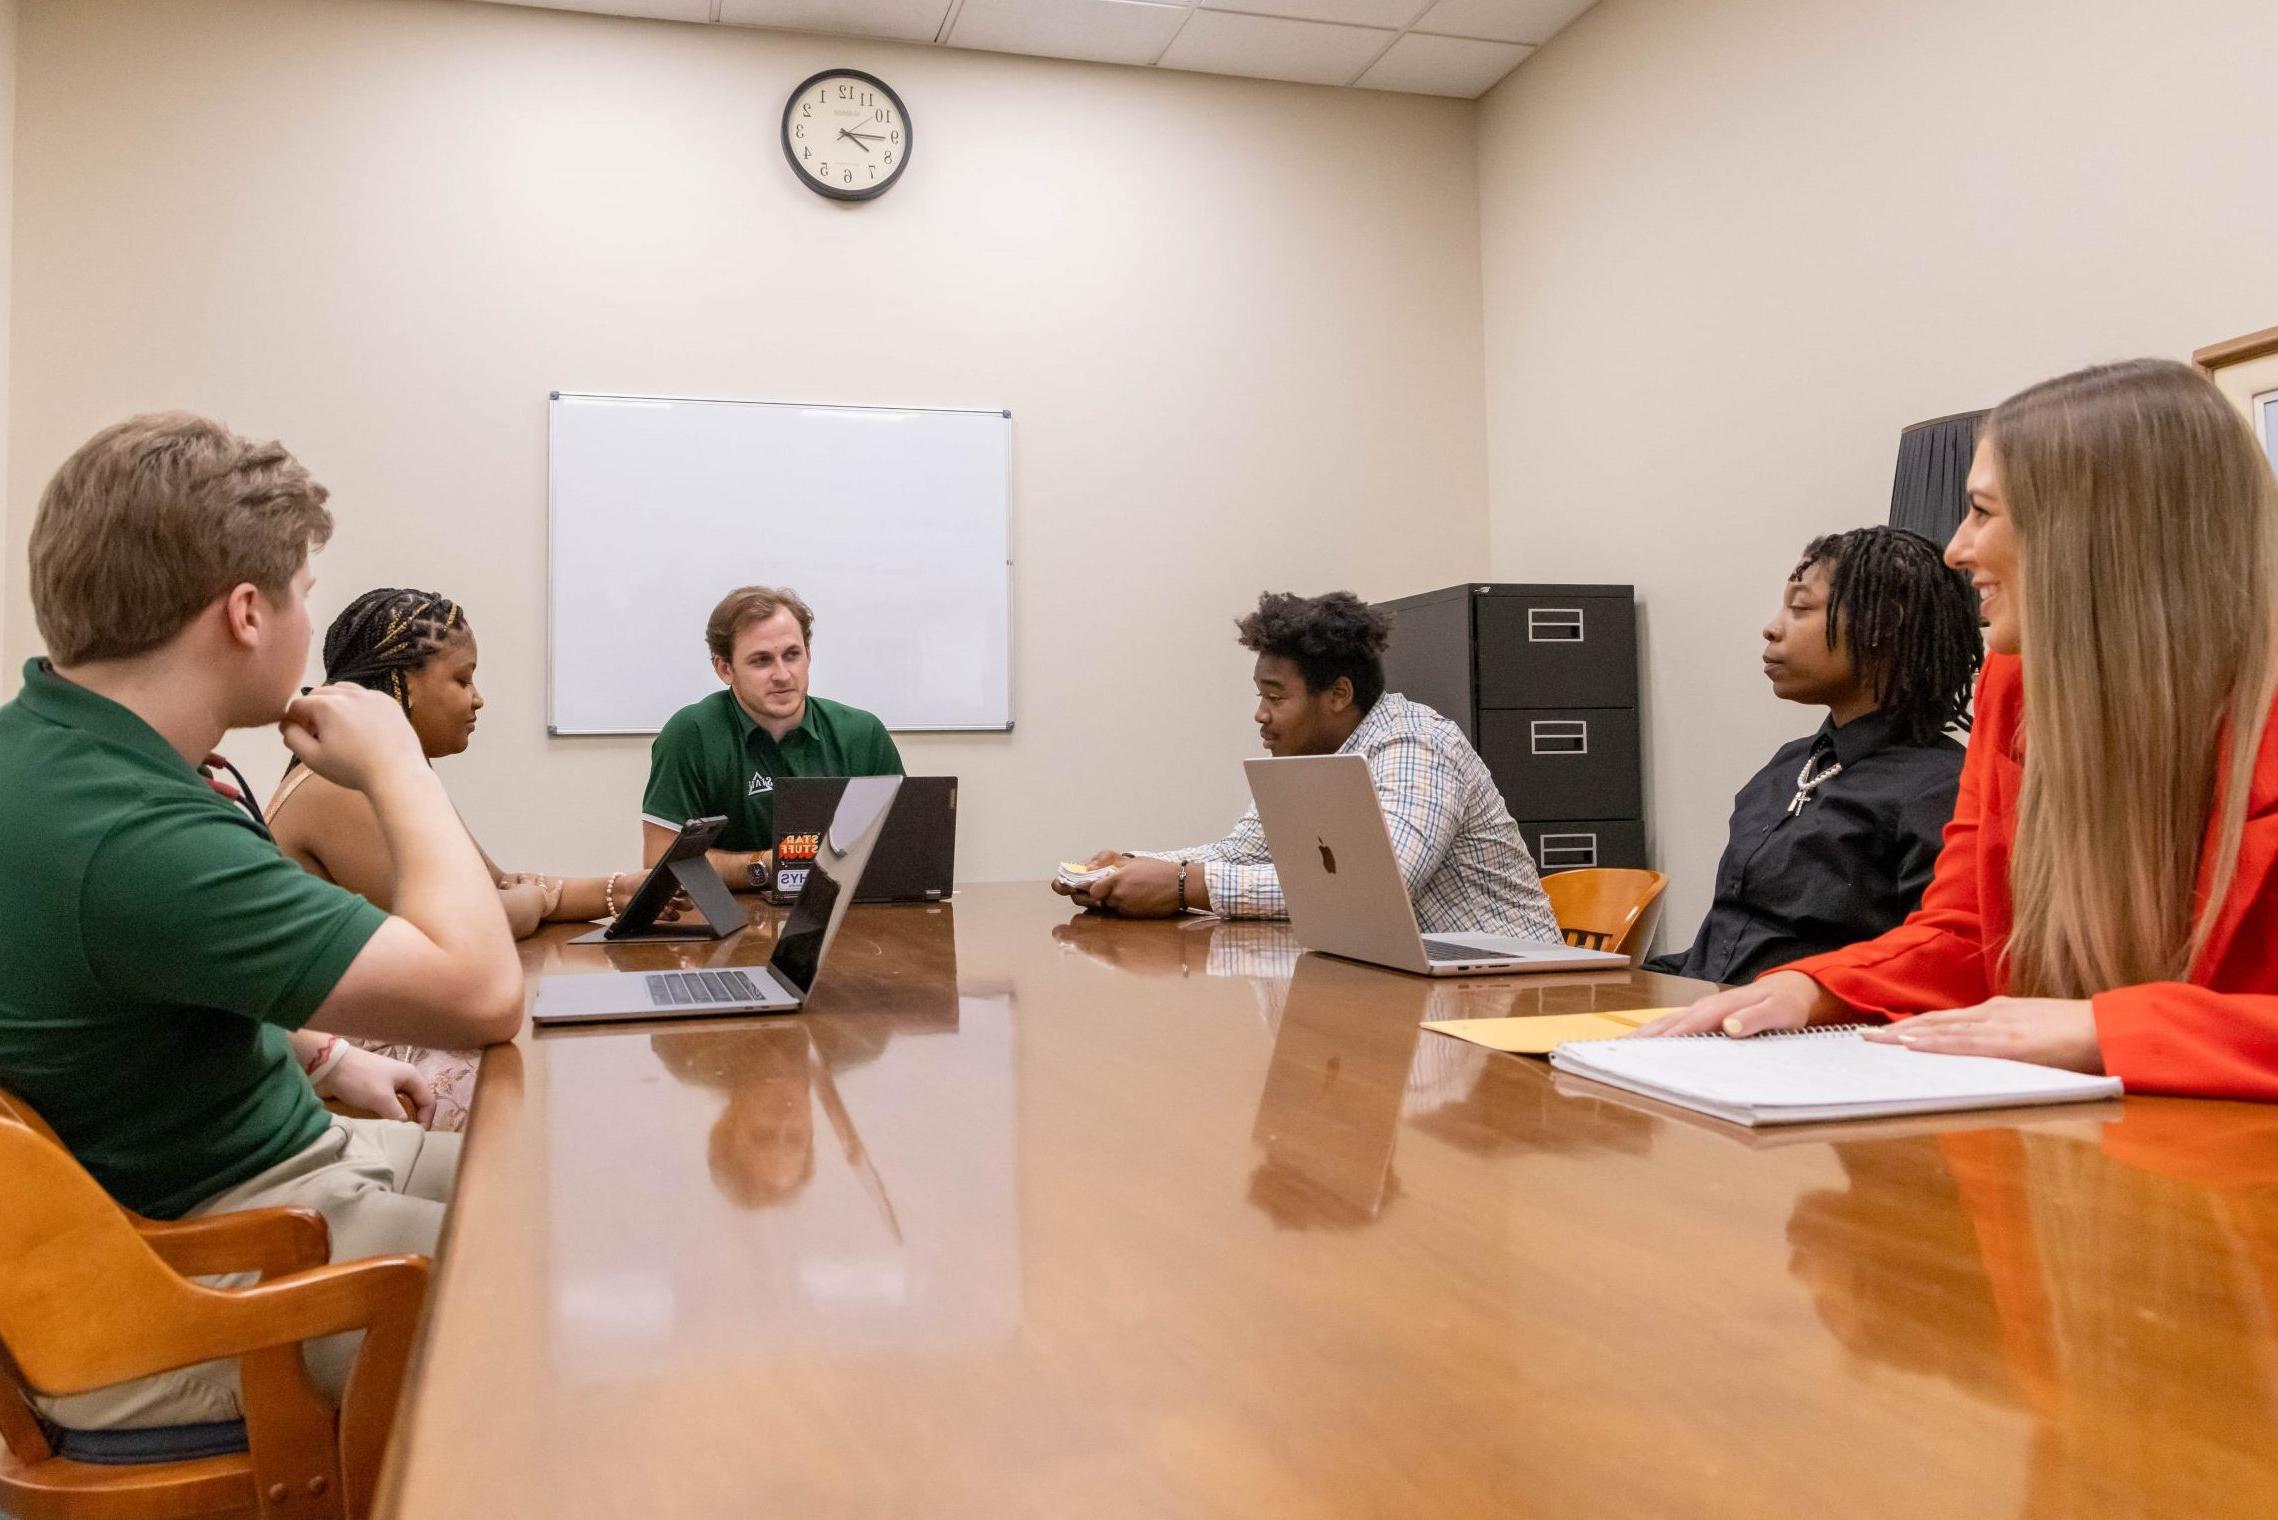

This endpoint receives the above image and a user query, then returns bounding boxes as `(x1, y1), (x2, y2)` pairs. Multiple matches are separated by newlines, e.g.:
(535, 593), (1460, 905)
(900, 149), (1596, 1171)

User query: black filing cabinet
(1375, 584), (1645, 873)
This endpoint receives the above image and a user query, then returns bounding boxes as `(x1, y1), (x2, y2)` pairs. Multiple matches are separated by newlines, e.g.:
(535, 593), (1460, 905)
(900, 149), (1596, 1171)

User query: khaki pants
(38, 1116), (459, 1431)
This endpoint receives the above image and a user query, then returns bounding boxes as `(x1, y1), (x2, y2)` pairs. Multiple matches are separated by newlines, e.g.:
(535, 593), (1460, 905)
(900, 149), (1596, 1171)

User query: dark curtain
(1888, 409), (1987, 544)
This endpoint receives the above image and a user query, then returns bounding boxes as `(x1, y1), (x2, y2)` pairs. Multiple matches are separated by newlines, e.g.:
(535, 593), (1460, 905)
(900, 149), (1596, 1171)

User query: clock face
(782, 70), (911, 202)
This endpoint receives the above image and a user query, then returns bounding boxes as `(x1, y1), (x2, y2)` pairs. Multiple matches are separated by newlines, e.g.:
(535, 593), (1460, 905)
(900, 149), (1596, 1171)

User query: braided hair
(321, 587), (468, 708)
(284, 588), (467, 773)
(1793, 527), (1981, 744)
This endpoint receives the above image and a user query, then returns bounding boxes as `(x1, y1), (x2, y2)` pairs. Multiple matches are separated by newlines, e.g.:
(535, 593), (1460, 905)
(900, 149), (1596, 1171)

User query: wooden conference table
(375, 884), (2278, 1518)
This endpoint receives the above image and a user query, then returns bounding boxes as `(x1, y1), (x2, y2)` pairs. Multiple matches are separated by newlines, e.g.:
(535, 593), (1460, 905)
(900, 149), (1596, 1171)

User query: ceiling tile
(718, 0), (955, 43)
(478, 0), (715, 20)
(1352, 30), (1527, 94)
(1156, 10), (1393, 87)
(1409, 0), (1593, 44)
(948, 0), (1190, 66)
(1197, 0), (1419, 30)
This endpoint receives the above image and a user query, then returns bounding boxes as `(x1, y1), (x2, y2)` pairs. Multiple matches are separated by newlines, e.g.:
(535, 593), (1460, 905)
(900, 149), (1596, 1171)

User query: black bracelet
(1176, 859), (1189, 913)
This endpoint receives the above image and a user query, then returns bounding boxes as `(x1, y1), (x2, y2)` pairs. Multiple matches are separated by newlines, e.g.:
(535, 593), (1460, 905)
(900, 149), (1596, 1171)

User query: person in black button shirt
(1646, 526), (1983, 985)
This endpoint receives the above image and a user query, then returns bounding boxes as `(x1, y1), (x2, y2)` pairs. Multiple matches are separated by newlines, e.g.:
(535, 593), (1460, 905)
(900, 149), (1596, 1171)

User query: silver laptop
(534, 776), (901, 1025)
(1243, 754), (1629, 977)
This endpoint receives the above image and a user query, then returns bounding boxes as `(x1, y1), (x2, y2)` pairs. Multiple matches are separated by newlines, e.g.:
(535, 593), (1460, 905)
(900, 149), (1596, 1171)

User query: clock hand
(837, 128), (874, 154)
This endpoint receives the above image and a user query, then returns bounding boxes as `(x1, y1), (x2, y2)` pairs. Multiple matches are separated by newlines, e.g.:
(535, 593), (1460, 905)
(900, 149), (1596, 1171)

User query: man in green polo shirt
(642, 584), (904, 890)
(0, 412), (524, 1432)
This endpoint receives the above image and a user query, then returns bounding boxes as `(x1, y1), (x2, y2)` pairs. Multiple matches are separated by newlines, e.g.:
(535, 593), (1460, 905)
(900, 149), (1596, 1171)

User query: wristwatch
(746, 856), (771, 891)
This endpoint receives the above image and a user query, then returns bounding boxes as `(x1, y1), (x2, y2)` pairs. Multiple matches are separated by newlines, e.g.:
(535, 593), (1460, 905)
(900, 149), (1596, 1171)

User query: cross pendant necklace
(1787, 755), (1843, 816)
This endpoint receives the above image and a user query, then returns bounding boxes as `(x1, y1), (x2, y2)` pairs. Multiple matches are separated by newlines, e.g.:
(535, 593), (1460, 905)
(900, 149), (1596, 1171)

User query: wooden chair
(0, 1109), (431, 1520)
(0, 1085), (333, 1281)
(1543, 867), (1668, 956)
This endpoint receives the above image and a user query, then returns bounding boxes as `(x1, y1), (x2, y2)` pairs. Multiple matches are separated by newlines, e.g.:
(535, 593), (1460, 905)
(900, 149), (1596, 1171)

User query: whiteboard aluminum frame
(545, 389), (1015, 736)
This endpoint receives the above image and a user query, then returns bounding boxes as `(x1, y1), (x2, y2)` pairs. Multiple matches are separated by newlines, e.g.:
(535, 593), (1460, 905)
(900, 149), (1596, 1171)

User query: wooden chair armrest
(15, 1252), (428, 1400)
(233, 1255), (433, 1520)
(197, 1254), (432, 1373)
(135, 1207), (331, 1281)
(8, 1253), (430, 1520)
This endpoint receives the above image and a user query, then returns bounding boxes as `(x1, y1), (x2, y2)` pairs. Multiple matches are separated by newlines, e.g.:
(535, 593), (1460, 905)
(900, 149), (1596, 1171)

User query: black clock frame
(782, 68), (912, 203)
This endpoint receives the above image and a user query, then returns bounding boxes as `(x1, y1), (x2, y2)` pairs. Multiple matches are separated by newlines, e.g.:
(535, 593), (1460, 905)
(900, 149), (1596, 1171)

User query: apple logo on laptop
(1316, 838), (1337, 874)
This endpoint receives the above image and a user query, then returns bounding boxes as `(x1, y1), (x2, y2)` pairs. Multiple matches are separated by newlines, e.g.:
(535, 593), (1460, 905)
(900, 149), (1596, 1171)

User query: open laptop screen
(766, 775), (900, 997)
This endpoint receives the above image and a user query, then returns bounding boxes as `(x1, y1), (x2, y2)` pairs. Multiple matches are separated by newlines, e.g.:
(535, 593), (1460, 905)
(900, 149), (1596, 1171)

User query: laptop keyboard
(1421, 940), (1522, 963)
(645, 970), (769, 1007)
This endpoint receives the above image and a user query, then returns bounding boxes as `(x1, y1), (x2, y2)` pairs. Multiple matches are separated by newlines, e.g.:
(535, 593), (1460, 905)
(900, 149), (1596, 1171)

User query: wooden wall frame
(2195, 326), (2278, 468)
(2195, 325), (2278, 374)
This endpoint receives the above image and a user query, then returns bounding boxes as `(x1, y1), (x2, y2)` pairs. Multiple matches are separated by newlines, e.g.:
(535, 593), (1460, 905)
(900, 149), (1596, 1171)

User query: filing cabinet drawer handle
(1539, 832), (1599, 870)
(1530, 719), (1589, 755)
(1528, 608), (1585, 642)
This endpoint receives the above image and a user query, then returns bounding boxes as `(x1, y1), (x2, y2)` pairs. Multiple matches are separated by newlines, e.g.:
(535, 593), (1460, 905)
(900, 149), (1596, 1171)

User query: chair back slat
(1543, 869), (1669, 958)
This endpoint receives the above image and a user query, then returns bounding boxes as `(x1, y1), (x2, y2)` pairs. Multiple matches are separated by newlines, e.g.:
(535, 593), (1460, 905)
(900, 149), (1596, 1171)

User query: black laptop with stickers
(770, 776), (956, 905)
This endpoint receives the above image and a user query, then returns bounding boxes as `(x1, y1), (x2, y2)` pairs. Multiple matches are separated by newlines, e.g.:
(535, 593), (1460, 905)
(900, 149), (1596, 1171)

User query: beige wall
(1477, 0), (2278, 947)
(3, 0), (1488, 882)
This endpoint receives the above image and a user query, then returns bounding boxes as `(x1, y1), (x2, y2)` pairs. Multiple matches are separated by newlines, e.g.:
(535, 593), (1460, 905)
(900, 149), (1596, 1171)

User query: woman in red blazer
(1644, 359), (2278, 1099)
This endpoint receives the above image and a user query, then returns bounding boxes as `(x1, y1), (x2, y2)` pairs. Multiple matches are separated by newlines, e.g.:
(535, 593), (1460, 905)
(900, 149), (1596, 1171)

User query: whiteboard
(548, 392), (1012, 734)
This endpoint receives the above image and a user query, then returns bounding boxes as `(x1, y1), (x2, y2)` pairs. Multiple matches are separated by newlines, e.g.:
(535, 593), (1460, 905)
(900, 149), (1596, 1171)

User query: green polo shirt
(642, 691), (904, 852)
(0, 660), (387, 1219)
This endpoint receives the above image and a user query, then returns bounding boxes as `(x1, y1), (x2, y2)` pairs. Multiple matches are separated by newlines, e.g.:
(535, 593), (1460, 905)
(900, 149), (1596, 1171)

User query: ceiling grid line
(484, 0), (1595, 98)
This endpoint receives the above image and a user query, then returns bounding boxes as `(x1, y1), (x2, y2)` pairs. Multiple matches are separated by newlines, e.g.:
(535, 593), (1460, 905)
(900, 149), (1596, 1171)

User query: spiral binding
(1568, 1022), (1876, 1047)
(1667, 1022), (1873, 1041)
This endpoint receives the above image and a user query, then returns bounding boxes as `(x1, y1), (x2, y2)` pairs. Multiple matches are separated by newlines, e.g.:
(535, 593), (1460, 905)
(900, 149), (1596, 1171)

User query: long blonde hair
(1999, 359), (2278, 997)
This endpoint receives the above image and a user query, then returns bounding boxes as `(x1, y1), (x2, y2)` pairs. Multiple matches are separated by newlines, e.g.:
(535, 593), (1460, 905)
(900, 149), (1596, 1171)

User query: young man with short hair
(1058, 590), (1560, 941)
(641, 585), (904, 890)
(0, 413), (525, 1430)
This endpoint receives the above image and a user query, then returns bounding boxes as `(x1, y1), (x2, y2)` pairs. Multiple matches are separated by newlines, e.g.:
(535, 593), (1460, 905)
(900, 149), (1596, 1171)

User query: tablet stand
(567, 856), (747, 945)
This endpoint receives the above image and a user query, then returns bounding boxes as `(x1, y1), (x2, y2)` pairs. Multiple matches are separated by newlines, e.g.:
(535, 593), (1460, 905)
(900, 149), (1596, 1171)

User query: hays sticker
(774, 830), (821, 898)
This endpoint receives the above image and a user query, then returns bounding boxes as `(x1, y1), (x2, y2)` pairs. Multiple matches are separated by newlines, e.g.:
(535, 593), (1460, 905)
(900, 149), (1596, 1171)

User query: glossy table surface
(376, 884), (2278, 1518)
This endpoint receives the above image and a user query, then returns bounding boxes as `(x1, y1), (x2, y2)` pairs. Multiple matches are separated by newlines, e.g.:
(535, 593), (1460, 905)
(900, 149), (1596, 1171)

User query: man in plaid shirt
(1056, 591), (1560, 942)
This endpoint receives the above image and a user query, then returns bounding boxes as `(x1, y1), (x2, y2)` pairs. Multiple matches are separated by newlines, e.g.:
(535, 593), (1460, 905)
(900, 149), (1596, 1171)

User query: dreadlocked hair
(1792, 526), (1981, 745)
(322, 587), (467, 708)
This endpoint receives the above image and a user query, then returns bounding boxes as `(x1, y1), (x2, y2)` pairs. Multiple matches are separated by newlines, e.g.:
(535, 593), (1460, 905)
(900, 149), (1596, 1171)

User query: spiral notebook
(1547, 1025), (2123, 1127)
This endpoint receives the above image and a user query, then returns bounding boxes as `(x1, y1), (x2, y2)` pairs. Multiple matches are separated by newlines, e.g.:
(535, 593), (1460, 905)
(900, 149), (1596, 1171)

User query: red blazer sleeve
(2087, 690), (2278, 1098)
(2091, 988), (2278, 1101)
(1765, 660), (2017, 1018)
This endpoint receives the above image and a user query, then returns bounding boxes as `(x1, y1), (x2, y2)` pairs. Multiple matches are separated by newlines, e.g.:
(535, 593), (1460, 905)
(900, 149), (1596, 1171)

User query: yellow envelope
(1422, 1008), (1682, 1056)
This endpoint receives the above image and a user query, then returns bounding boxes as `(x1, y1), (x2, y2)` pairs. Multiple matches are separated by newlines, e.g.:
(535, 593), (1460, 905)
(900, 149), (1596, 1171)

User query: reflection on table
(379, 885), (2278, 1520)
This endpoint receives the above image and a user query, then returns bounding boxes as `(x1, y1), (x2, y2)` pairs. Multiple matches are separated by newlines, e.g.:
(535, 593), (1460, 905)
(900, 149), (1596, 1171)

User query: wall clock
(782, 69), (911, 202)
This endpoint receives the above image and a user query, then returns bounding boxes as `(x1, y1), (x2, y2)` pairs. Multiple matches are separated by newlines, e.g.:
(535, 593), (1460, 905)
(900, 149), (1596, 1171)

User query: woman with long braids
(1646, 526), (1982, 984)
(1644, 360), (2278, 1098)
(270, 587), (669, 1128)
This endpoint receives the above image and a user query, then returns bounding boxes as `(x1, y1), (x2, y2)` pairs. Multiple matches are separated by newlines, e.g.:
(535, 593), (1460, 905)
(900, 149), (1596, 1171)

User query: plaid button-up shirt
(1137, 693), (1561, 942)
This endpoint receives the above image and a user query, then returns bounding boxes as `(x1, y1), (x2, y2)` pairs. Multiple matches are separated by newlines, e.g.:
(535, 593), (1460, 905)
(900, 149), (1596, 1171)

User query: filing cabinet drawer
(1475, 592), (1637, 710)
(1517, 819), (1648, 874)
(1479, 708), (1642, 821)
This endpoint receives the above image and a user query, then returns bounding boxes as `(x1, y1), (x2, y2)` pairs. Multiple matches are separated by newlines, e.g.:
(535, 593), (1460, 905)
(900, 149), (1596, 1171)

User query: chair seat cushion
(43, 1418), (248, 1465)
